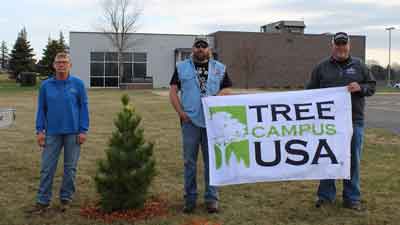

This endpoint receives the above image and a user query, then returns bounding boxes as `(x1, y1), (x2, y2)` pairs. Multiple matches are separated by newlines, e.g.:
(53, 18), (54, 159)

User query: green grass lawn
(376, 86), (400, 93)
(0, 72), (41, 93)
(0, 76), (399, 225)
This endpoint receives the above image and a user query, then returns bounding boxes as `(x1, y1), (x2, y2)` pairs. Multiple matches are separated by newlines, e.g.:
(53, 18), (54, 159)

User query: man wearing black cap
(306, 32), (376, 210)
(169, 37), (232, 214)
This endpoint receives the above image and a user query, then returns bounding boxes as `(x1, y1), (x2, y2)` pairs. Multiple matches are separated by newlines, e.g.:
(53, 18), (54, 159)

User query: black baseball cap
(193, 37), (209, 47)
(333, 32), (350, 45)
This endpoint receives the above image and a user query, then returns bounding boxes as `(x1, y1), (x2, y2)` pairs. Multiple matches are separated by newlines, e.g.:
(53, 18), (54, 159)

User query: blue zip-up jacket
(35, 75), (89, 135)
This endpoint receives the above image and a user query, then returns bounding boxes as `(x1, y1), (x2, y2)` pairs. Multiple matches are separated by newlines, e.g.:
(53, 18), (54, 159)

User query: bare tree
(99, 0), (142, 85)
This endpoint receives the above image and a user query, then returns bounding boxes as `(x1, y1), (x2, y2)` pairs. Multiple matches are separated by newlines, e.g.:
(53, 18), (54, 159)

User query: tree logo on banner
(209, 106), (250, 169)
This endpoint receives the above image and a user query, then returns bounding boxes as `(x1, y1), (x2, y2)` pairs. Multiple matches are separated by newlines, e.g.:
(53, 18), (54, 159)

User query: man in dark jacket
(306, 32), (376, 211)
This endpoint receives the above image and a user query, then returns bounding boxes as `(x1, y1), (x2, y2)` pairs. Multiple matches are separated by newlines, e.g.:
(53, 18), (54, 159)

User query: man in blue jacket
(169, 37), (232, 214)
(28, 52), (89, 214)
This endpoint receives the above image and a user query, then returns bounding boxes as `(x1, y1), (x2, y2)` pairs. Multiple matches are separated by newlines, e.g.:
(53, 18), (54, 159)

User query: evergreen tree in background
(38, 31), (68, 77)
(94, 94), (156, 212)
(0, 41), (9, 69)
(58, 31), (69, 51)
(9, 28), (35, 77)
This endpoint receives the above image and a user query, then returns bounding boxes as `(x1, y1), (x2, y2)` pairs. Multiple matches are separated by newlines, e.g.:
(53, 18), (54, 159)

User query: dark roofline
(261, 20), (306, 28)
(70, 31), (204, 37)
(70, 30), (365, 39)
(175, 48), (192, 52)
(211, 30), (365, 38)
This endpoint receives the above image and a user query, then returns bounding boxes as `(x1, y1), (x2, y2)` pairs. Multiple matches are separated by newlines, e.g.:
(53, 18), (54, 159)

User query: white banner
(202, 87), (353, 186)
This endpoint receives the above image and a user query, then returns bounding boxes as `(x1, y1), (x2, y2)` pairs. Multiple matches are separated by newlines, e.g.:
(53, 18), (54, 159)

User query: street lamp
(386, 27), (395, 87)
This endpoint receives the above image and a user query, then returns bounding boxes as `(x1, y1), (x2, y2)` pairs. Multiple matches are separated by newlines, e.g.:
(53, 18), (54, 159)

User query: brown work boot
(315, 199), (335, 208)
(60, 199), (71, 212)
(343, 201), (362, 211)
(25, 203), (50, 216)
(205, 201), (218, 214)
(183, 201), (196, 214)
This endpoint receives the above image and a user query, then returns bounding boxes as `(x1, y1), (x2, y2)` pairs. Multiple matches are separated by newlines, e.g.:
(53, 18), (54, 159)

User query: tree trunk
(118, 50), (123, 88)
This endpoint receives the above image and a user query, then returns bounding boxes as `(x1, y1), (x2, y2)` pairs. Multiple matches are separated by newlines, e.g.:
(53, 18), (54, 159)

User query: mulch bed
(183, 219), (222, 225)
(80, 196), (169, 223)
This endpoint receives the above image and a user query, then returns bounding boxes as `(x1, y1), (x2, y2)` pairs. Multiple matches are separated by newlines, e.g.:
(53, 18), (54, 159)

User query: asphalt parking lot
(366, 93), (400, 134)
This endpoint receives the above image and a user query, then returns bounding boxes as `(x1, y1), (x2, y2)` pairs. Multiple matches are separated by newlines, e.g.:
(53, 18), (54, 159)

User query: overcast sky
(1, 0), (399, 66)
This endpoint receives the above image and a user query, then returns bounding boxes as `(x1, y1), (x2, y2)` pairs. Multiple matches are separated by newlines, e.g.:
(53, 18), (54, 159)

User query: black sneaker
(183, 202), (196, 214)
(25, 203), (50, 215)
(205, 201), (218, 214)
(315, 199), (335, 208)
(60, 199), (71, 212)
(343, 201), (362, 211)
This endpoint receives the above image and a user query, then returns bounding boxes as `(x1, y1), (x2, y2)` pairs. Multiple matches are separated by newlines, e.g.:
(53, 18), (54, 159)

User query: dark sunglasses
(194, 42), (208, 49)
(334, 40), (348, 46)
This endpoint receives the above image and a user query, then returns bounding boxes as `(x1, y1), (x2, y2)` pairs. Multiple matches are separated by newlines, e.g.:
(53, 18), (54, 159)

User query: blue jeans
(317, 121), (364, 204)
(37, 134), (81, 205)
(181, 121), (218, 205)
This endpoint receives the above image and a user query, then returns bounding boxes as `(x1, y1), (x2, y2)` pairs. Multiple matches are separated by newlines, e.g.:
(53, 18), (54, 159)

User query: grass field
(375, 87), (400, 93)
(0, 73), (399, 225)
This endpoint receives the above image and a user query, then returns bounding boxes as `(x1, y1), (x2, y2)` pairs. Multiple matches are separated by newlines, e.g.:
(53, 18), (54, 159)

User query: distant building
(213, 31), (365, 88)
(260, 20), (306, 34)
(70, 32), (214, 88)
(69, 21), (365, 89)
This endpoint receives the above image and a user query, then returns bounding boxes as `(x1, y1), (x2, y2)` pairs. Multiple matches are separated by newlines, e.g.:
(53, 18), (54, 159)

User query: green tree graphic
(209, 106), (250, 169)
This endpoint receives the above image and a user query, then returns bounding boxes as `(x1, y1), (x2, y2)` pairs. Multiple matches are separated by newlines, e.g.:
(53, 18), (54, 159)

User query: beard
(193, 51), (209, 62)
(334, 52), (349, 62)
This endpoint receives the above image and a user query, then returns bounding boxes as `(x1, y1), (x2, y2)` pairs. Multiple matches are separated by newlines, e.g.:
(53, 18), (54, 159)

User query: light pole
(386, 27), (395, 87)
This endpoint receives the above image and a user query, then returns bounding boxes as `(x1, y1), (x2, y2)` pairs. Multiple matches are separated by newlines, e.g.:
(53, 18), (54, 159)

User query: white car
(394, 83), (400, 88)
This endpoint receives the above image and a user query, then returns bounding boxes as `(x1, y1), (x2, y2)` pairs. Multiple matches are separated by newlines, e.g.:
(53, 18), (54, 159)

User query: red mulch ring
(80, 197), (169, 223)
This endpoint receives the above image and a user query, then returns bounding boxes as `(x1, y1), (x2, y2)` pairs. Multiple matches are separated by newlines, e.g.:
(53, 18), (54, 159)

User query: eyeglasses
(55, 61), (69, 64)
(194, 42), (208, 49)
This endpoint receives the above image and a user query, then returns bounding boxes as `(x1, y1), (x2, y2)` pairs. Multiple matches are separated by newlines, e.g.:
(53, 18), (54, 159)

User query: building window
(90, 77), (104, 87)
(122, 52), (133, 62)
(181, 52), (191, 60)
(90, 63), (104, 77)
(105, 63), (118, 77)
(134, 53), (147, 62)
(134, 63), (146, 78)
(90, 52), (108, 87)
(105, 52), (118, 61)
(90, 52), (104, 61)
(121, 52), (149, 83)
(105, 77), (118, 87)
(89, 52), (149, 87)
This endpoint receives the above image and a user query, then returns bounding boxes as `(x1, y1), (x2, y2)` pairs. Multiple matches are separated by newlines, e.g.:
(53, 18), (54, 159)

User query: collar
(330, 56), (352, 65)
(190, 57), (212, 67)
(191, 57), (209, 64)
(49, 74), (71, 83)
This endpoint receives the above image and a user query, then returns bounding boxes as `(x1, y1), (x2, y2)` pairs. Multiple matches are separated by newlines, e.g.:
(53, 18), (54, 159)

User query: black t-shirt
(169, 61), (232, 94)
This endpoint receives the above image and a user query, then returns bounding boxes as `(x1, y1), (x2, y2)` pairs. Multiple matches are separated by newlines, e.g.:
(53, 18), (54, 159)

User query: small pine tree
(9, 28), (35, 77)
(94, 94), (156, 212)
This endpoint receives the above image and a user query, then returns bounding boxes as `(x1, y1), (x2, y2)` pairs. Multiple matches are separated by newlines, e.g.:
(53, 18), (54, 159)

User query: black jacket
(306, 56), (376, 121)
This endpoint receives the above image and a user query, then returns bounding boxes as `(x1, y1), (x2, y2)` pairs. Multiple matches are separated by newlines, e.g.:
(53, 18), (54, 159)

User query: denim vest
(177, 58), (226, 127)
